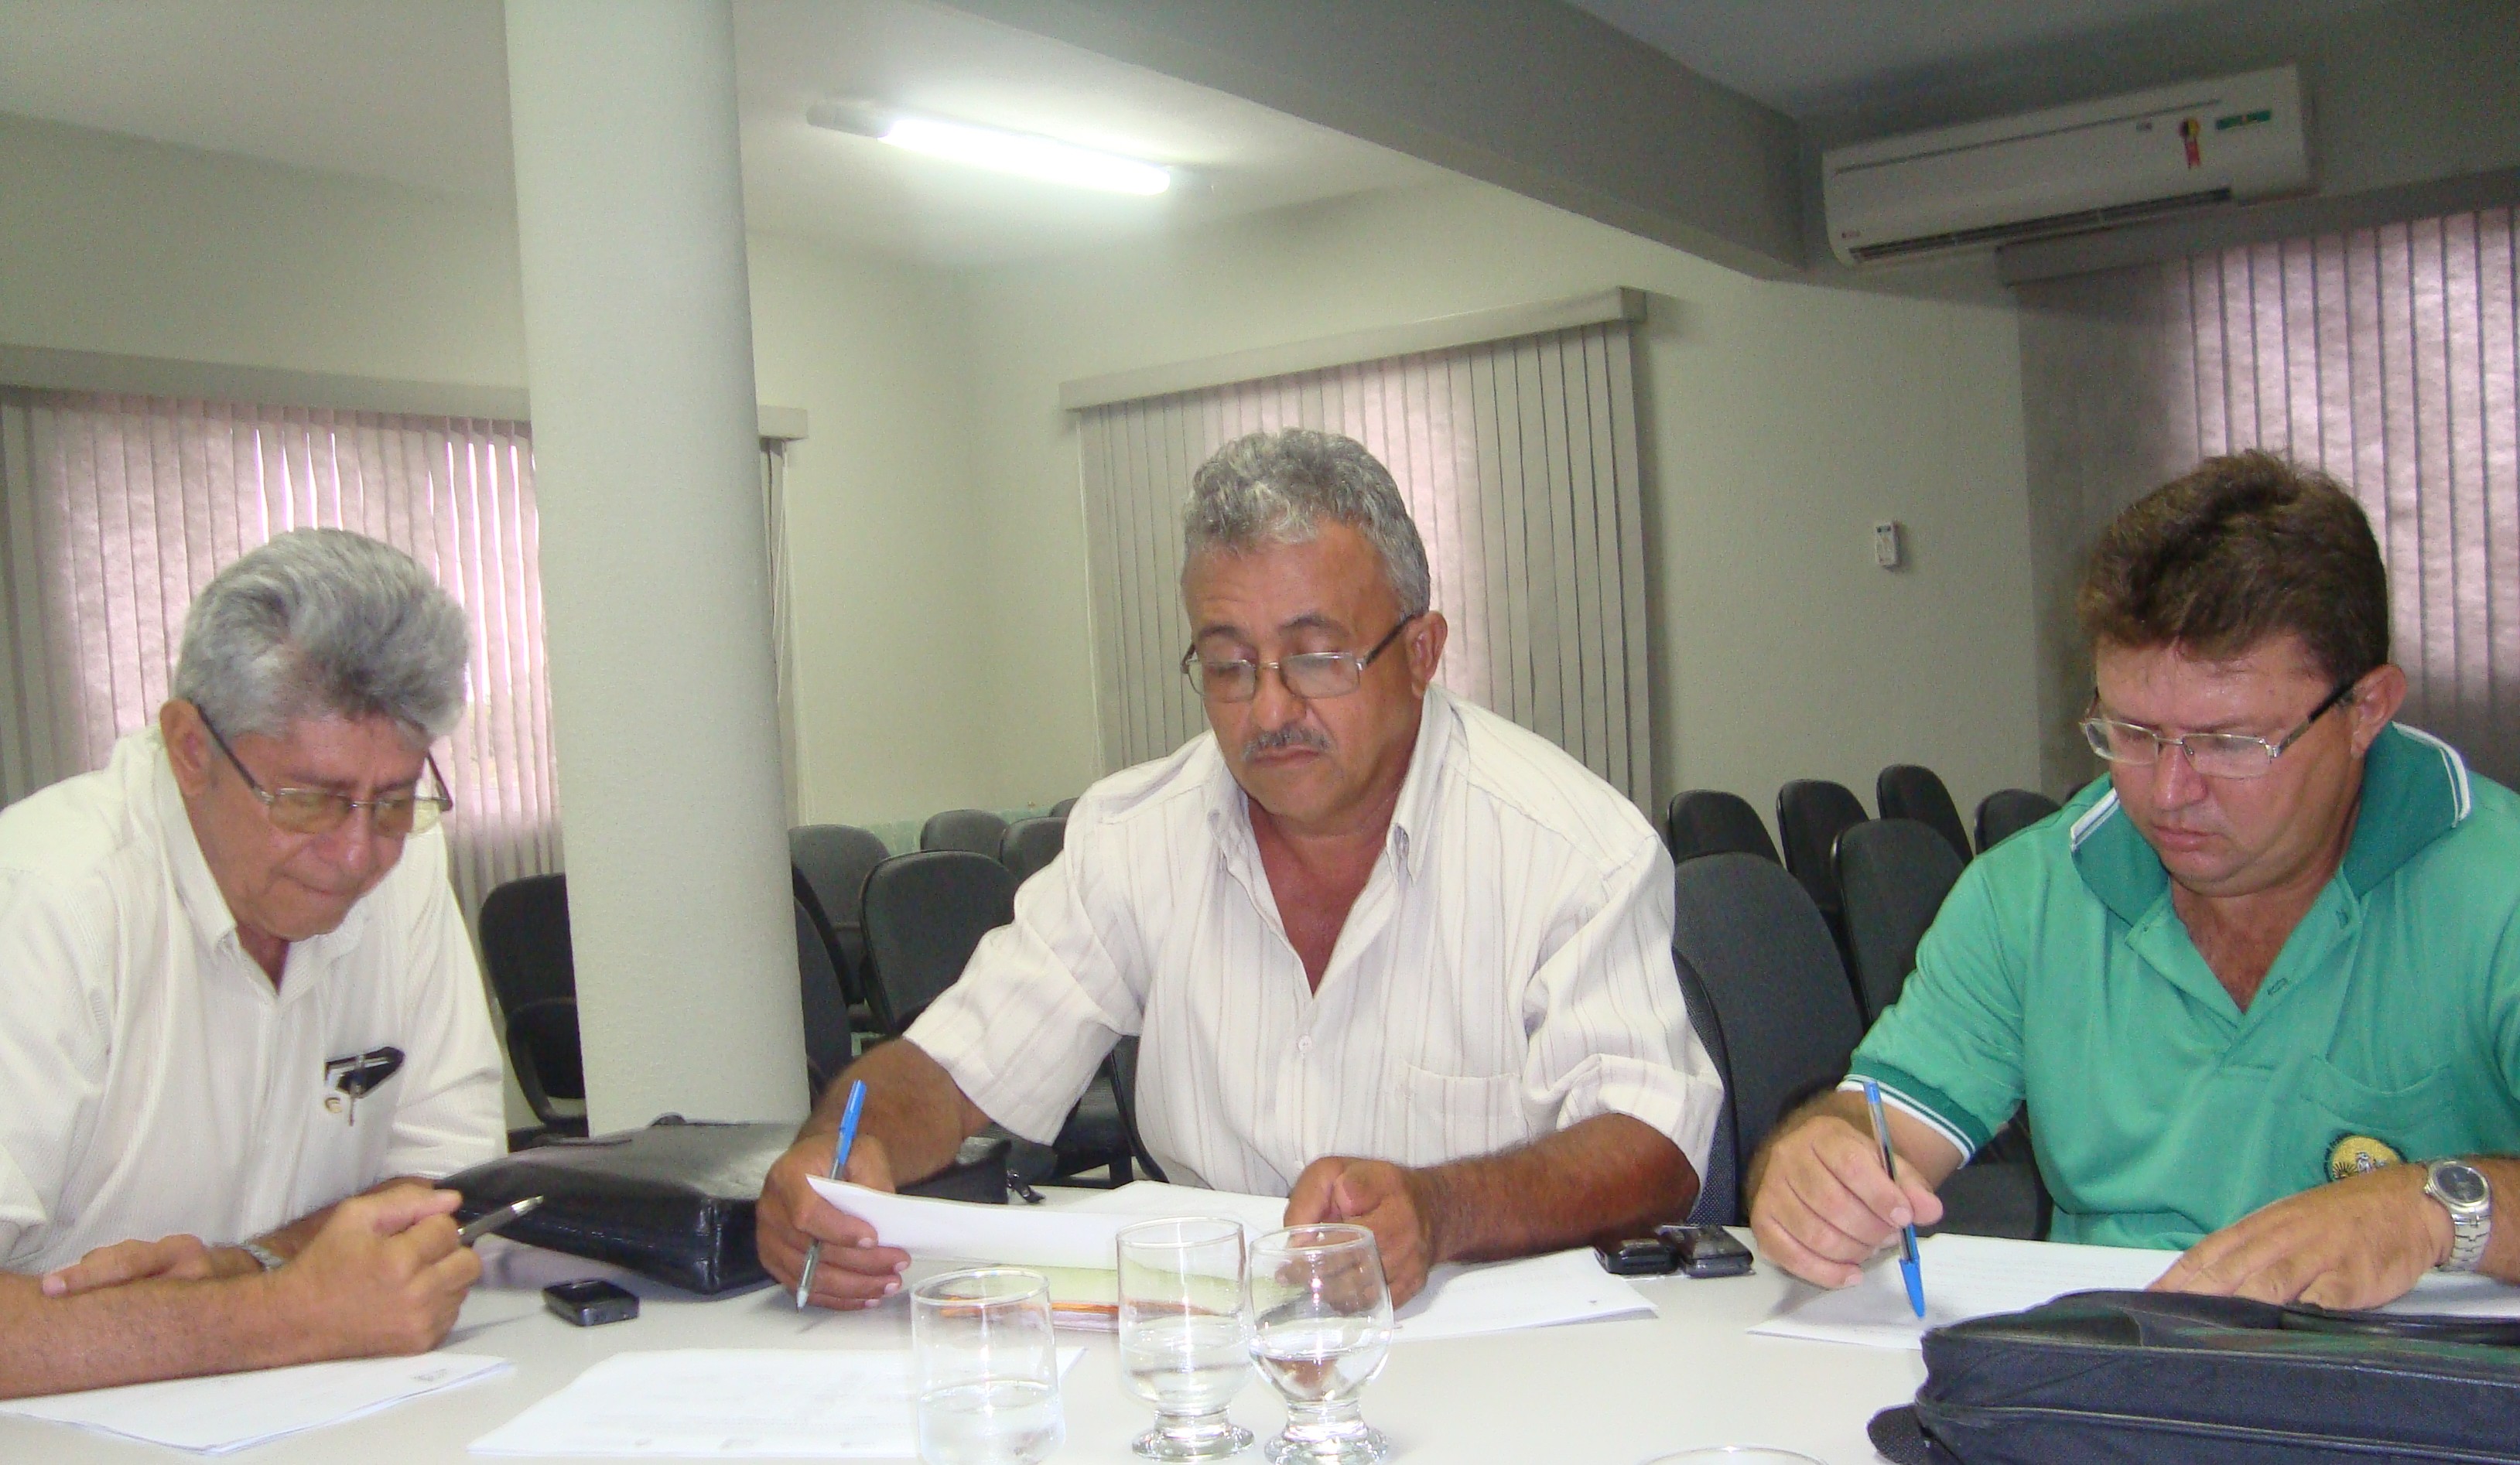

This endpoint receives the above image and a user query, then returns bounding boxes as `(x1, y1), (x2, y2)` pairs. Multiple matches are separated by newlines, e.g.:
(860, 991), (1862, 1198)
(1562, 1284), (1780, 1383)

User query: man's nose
(1250, 661), (1307, 729)
(310, 808), (387, 879)
(2148, 741), (2211, 807)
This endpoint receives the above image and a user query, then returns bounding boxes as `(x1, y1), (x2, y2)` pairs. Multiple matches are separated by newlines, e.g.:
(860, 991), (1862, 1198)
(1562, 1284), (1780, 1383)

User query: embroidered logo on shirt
(2327, 1132), (2405, 1182)
(322, 1047), (406, 1127)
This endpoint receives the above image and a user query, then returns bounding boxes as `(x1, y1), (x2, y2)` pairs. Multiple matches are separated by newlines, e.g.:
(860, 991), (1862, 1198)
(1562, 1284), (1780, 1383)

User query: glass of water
(911, 1267), (1065, 1465)
(1117, 1217), (1255, 1460)
(1245, 1224), (1392, 1465)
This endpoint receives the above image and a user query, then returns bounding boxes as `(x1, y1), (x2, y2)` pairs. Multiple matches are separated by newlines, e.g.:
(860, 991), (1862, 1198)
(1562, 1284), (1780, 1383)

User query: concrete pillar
(504, 0), (805, 1130)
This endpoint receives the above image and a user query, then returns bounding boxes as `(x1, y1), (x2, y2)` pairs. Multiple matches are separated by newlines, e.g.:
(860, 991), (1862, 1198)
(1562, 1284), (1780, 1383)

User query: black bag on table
(1867, 1289), (2520, 1465)
(445, 1117), (1011, 1295)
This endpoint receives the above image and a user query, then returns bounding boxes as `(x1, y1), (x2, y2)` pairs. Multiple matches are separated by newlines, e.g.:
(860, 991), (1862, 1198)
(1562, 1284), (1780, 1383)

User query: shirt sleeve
(905, 809), (1141, 1145)
(1845, 855), (2029, 1161)
(0, 869), (115, 1271)
(379, 833), (506, 1180)
(1521, 837), (1723, 1184)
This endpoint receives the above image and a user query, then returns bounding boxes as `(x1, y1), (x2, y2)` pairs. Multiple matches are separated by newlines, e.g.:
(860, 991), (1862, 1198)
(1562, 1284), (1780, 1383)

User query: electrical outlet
(1872, 521), (1905, 569)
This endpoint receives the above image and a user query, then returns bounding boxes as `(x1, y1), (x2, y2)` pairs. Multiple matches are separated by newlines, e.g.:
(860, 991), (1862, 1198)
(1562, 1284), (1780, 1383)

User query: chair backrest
(1668, 956), (1738, 1225)
(477, 873), (583, 1122)
(1000, 815), (1067, 886)
(1109, 1034), (1168, 1183)
(1671, 854), (1863, 1214)
(791, 825), (889, 1001)
(1835, 818), (1967, 1024)
(921, 808), (1010, 855)
(1666, 789), (1779, 866)
(860, 851), (1017, 1033)
(1775, 780), (1867, 922)
(1876, 763), (1971, 864)
(796, 895), (855, 1096)
(1975, 787), (2063, 855)
(1048, 797), (1079, 818)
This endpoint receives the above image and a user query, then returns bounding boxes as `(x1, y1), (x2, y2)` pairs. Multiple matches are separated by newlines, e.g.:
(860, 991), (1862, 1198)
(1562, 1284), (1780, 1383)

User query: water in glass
(1117, 1217), (1254, 1460)
(912, 1267), (1065, 1465)
(1246, 1224), (1392, 1465)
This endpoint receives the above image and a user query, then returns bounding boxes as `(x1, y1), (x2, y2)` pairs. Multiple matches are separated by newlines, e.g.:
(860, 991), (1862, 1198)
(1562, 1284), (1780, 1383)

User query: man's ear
(159, 700), (214, 796)
(1407, 611), (1449, 692)
(2346, 664), (2408, 754)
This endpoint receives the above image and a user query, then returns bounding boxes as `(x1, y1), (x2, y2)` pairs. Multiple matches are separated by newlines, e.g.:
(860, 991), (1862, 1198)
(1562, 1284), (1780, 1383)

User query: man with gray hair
(0, 528), (504, 1397)
(761, 428), (1718, 1306)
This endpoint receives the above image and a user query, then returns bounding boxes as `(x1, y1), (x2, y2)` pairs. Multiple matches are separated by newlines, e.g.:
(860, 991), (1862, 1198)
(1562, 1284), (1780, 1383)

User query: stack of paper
(0, 1353), (508, 1456)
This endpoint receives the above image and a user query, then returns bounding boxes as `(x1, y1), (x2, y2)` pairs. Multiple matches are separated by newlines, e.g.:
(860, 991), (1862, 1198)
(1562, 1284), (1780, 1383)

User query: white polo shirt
(908, 686), (1720, 1196)
(0, 729), (504, 1274)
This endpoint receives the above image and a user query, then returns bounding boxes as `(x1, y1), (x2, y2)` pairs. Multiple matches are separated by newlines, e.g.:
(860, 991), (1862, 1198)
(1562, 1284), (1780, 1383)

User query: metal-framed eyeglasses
(2078, 677), (2359, 780)
(200, 712), (454, 837)
(1179, 614), (1417, 703)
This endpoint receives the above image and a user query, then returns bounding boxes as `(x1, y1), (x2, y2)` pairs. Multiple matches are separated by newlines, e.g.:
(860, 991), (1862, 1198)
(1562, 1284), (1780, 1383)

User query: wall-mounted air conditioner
(1822, 66), (2311, 266)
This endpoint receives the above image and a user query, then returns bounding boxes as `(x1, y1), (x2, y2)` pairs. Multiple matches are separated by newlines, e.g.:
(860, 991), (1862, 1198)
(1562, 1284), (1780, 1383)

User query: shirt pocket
(2293, 1057), (2466, 1180)
(1393, 1063), (1534, 1169)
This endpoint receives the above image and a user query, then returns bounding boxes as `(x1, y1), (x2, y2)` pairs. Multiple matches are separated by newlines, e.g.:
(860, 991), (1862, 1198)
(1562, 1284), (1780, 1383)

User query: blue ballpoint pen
(1861, 1077), (1927, 1319)
(795, 1080), (868, 1309)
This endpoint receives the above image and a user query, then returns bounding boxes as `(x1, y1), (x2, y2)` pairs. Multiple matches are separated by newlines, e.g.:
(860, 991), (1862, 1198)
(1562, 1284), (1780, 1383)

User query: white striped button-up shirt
(907, 687), (1719, 1197)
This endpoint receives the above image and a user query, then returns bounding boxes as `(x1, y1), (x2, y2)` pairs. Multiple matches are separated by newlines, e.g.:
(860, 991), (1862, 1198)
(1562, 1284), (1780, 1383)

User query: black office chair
(1108, 1035), (1168, 1183)
(1776, 779), (1866, 951)
(1670, 855), (1862, 1223)
(1876, 764), (1972, 864)
(1666, 789), (1780, 866)
(796, 895), (857, 1097)
(1048, 797), (1079, 818)
(1974, 788), (2063, 854)
(790, 824), (890, 1011)
(999, 816), (1067, 886)
(1670, 957), (1737, 1226)
(921, 808), (1009, 856)
(477, 873), (587, 1140)
(1834, 818), (1967, 1025)
(860, 852), (1017, 1033)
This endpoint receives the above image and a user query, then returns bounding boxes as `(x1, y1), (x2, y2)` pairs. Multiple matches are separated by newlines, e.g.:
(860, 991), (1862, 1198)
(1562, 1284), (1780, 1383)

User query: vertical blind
(0, 391), (562, 920)
(2017, 206), (2518, 790)
(1075, 319), (1653, 807)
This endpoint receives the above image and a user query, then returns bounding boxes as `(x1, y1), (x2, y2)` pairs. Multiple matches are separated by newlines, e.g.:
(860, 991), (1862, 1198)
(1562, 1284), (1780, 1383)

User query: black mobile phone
(1592, 1235), (1681, 1276)
(1659, 1223), (1755, 1278)
(544, 1279), (640, 1327)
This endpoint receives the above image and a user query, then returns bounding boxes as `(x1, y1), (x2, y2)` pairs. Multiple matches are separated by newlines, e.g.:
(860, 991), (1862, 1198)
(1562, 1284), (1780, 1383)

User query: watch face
(2435, 1163), (2490, 1207)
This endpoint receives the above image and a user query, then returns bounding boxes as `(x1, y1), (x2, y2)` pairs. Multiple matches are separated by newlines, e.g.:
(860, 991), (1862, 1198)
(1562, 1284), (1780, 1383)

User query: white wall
(953, 179), (2043, 828)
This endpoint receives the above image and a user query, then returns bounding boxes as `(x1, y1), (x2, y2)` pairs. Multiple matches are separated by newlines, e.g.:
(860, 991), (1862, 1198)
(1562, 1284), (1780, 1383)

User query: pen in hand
(795, 1079), (868, 1310)
(456, 1194), (543, 1245)
(1861, 1078), (1926, 1319)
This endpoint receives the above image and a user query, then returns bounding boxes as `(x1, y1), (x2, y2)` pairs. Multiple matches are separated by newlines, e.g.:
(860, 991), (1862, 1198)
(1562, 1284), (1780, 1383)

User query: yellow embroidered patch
(2327, 1133), (2404, 1182)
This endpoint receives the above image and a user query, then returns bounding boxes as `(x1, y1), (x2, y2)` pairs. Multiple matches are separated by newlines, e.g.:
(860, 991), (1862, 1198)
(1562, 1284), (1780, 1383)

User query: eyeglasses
(2079, 678), (2359, 780)
(199, 712), (453, 836)
(1180, 615), (1417, 703)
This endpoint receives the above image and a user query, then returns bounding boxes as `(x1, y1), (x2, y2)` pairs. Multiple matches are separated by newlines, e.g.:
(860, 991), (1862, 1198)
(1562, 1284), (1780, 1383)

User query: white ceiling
(0, 0), (1443, 269)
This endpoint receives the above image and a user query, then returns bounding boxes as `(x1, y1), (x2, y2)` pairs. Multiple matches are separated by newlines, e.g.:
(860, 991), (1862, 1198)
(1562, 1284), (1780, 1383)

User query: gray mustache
(1242, 725), (1331, 759)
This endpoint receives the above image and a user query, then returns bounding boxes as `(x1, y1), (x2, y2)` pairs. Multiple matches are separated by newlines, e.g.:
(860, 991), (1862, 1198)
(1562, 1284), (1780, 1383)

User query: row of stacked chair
(1667, 765), (2062, 1232)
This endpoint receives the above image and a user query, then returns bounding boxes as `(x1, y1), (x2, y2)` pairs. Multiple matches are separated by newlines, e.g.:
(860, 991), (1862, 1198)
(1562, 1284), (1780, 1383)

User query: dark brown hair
(2077, 450), (2389, 684)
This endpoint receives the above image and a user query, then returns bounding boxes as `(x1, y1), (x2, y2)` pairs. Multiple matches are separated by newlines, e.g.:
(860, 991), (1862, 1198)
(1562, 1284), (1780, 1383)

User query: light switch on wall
(1872, 520), (1905, 569)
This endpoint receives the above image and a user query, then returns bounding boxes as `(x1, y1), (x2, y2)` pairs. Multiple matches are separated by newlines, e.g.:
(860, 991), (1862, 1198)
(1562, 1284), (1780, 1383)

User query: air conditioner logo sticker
(2180, 118), (2202, 168)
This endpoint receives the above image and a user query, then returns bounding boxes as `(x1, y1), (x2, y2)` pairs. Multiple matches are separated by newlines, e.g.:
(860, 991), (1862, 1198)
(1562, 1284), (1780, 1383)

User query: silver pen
(457, 1194), (544, 1245)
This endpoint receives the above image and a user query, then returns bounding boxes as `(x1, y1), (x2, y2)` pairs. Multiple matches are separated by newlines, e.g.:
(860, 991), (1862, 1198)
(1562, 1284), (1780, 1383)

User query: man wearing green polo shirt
(1749, 451), (2520, 1309)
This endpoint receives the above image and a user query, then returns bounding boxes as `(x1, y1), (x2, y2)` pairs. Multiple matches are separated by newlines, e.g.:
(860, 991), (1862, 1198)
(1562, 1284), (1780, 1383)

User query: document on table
(1753, 1232), (2520, 1350)
(809, 1177), (1648, 1340)
(0, 1353), (508, 1456)
(469, 1348), (1083, 1457)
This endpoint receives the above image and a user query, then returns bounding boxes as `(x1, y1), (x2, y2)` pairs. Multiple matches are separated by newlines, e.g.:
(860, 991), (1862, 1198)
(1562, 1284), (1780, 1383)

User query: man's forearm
(800, 1039), (992, 1187)
(0, 1270), (314, 1399)
(1416, 1114), (1694, 1265)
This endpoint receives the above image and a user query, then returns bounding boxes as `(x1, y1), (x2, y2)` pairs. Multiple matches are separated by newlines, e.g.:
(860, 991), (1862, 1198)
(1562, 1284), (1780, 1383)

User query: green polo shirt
(1849, 723), (2520, 1251)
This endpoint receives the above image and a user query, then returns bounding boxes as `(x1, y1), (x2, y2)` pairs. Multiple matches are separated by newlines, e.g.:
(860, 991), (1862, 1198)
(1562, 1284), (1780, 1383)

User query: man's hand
(39, 1234), (260, 1297)
(2152, 1163), (2449, 1309)
(754, 1132), (909, 1310)
(1284, 1158), (1444, 1306)
(265, 1187), (481, 1358)
(1749, 1112), (1945, 1288)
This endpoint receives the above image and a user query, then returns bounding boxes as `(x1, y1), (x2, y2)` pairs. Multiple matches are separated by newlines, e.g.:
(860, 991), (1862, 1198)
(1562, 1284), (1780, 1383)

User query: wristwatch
(2423, 1159), (2493, 1272)
(241, 1240), (289, 1272)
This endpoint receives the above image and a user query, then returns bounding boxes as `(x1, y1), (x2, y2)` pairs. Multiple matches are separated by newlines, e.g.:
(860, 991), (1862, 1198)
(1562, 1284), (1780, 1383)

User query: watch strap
(2426, 1160), (2492, 1273)
(240, 1240), (288, 1272)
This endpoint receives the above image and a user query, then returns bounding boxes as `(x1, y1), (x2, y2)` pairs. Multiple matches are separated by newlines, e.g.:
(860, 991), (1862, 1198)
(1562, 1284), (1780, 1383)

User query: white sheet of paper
(1396, 1247), (1654, 1341)
(468, 1348), (1083, 1457)
(1752, 1231), (2520, 1350)
(0, 1353), (508, 1456)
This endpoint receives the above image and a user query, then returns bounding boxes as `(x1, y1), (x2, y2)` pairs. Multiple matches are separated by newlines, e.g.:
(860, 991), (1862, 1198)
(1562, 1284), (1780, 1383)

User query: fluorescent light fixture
(808, 101), (1170, 196)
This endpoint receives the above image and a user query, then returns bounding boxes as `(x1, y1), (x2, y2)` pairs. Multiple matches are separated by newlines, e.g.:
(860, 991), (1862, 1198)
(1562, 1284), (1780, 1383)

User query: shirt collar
(2070, 721), (2472, 924)
(1201, 685), (1457, 880)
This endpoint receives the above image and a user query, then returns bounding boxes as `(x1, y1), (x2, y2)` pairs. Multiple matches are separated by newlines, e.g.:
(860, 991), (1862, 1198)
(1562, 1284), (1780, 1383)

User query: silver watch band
(2426, 1160), (2493, 1273)
(240, 1240), (288, 1272)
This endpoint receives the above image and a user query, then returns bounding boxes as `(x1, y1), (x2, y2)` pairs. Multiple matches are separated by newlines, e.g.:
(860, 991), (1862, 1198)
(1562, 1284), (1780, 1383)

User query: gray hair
(1181, 429), (1432, 616)
(172, 528), (470, 744)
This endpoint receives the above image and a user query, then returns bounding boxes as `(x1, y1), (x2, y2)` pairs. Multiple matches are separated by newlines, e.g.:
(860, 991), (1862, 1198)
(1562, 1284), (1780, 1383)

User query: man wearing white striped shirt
(761, 427), (1721, 1306)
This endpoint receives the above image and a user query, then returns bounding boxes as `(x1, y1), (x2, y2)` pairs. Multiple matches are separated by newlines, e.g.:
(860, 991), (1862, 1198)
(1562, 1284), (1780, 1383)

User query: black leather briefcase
(446, 1117), (1010, 1294)
(1868, 1289), (2520, 1465)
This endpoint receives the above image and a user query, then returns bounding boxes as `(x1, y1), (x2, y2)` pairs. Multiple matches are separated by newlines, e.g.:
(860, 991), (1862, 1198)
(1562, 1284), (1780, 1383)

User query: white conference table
(5, 1209), (1924, 1464)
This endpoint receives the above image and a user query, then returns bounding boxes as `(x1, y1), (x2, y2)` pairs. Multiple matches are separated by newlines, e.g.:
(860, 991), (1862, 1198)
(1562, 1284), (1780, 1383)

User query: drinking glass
(911, 1267), (1065, 1465)
(1118, 1217), (1255, 1460)
(1245, 1224), (1392, 1465)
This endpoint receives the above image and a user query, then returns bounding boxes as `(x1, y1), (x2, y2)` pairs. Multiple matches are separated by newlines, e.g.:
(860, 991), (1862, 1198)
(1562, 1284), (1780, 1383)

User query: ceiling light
(807, 102), (1171, 196)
